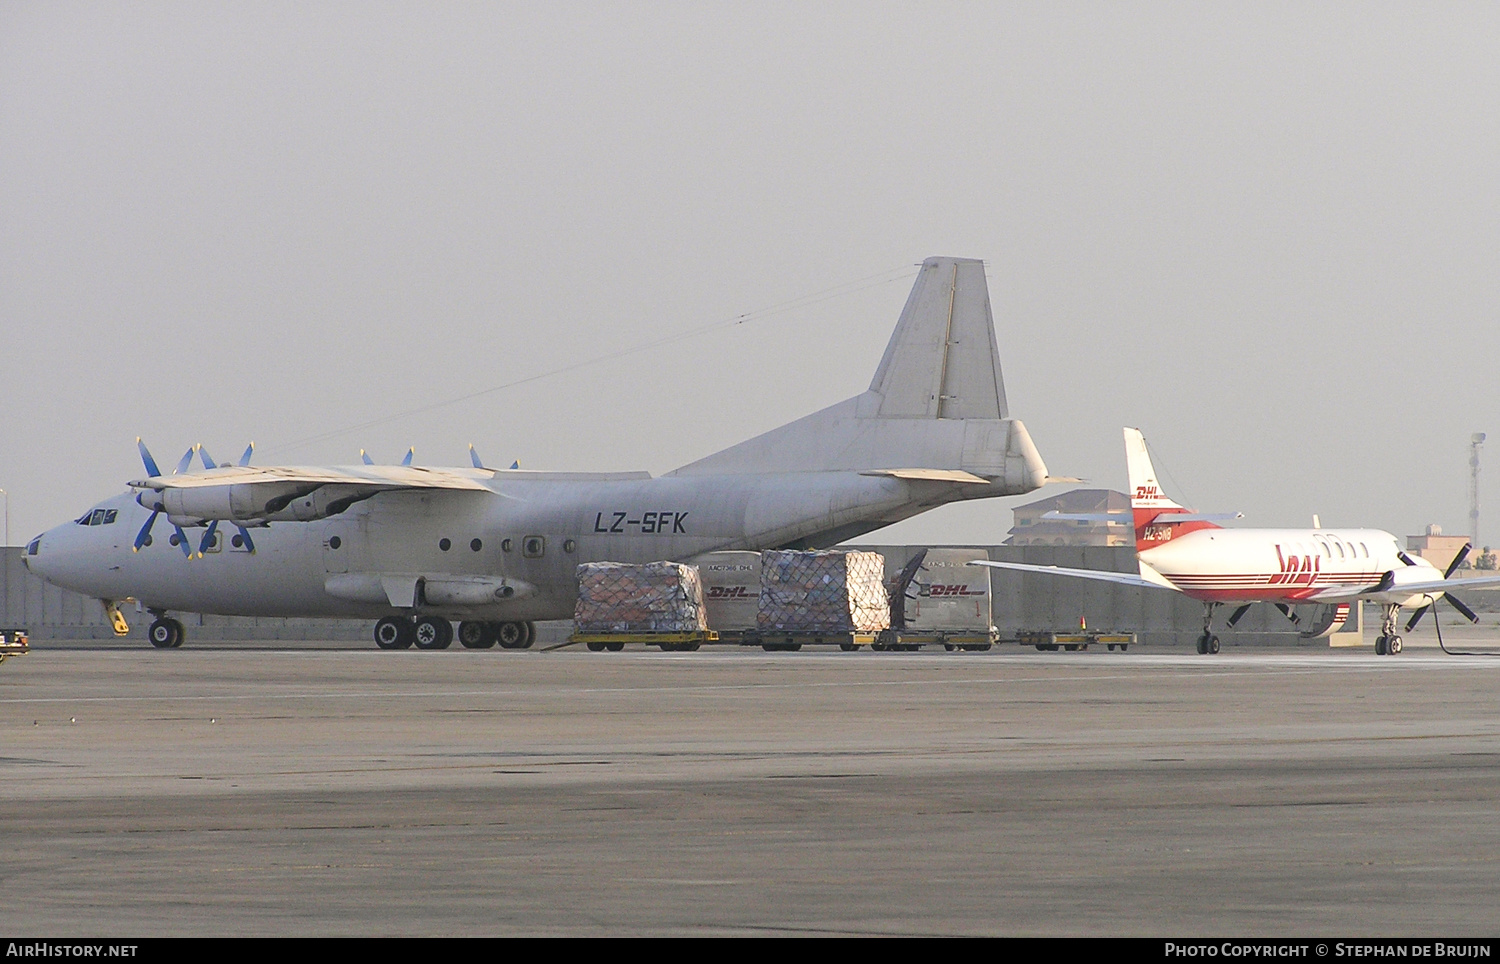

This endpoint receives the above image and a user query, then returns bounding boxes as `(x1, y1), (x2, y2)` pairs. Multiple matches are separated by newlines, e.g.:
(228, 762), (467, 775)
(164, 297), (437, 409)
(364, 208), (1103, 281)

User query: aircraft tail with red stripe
(1125, 428), (1222, 552)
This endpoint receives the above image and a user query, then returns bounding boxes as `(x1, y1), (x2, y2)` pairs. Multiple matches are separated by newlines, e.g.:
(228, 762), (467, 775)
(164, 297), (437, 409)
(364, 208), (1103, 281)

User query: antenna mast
(1471, 433), (1486, 548)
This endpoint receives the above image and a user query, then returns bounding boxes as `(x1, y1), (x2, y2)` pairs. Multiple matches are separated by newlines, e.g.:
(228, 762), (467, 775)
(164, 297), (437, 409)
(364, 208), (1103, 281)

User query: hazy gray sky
(3, 2), (1497, 547)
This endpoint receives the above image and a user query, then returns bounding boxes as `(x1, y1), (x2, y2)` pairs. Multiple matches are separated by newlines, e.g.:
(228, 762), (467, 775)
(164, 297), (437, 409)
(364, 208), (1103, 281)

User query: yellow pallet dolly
(570, 631), (719, 652)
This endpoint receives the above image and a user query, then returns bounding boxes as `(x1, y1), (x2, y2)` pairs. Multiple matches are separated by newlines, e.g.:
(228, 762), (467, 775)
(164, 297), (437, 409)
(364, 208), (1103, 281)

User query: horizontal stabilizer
(1043, 510), (1131, 522)
(859, 468), (989, 484)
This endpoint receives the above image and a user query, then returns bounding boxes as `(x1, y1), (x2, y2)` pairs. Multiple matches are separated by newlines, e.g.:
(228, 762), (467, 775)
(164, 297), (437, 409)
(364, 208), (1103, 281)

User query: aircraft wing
(129, 464), (495, 492)
(967, 559), (1181, 591)
(1299, 570), (1500, 603)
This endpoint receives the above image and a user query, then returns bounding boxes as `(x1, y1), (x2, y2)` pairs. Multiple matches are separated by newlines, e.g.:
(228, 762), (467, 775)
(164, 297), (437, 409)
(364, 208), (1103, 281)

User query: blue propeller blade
(197, 520), (218, 558)
(401, 447), (414, 467)
(238, 443), (254, 467)
(171, 524), (192, 559)
(199, 447), (217, 470)
(174, 448), (195, 475)
(234, 525), (256, 554)
(510, 460), (520, 470)
(133, 510), (159, 551)
(137, 439), (162, 478)
(361, 449), (374, 466)
(469, 445), (485, 469)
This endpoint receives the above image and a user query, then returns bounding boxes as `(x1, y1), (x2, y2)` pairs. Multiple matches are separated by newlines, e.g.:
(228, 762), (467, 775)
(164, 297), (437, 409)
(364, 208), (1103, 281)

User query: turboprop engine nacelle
(136, 483), (376, 525)
(1370, 561), (1446, 607)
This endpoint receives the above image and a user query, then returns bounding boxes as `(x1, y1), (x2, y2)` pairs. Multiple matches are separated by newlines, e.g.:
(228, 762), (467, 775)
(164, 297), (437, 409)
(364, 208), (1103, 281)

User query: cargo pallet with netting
(570, 630), (719, 652)
(1013, 631), (1135, 652)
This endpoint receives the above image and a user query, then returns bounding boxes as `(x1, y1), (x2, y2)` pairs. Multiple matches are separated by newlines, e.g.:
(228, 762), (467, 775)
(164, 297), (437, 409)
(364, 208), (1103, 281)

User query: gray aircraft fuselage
(29, 464), (1032, 621)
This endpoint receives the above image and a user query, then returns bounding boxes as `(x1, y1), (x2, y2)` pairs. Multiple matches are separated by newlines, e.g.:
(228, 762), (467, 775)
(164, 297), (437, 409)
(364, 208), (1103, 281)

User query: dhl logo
(926, 584), (985, 596)
(707, 586), (757, 599)
(1134, 484), (1163, 501)
(1270, 545), (1320, 585)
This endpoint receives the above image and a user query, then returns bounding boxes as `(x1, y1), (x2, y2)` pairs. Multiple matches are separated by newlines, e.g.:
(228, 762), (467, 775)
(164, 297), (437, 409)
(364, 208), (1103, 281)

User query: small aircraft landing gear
(1196, 603), (1221, 655)
(147, 613), (185, 649)
(1375, 604), (1404, 656)
(374, 616), (414, 650)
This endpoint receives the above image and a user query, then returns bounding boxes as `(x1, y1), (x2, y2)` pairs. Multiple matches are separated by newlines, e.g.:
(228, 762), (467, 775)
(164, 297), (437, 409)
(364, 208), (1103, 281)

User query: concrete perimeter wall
(4, 545), (1429, 647)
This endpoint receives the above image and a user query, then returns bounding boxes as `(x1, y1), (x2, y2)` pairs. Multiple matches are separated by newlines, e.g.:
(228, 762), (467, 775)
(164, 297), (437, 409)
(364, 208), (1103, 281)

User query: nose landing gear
(1375, 604), (1404, 656)
(147, 613), (185, 649)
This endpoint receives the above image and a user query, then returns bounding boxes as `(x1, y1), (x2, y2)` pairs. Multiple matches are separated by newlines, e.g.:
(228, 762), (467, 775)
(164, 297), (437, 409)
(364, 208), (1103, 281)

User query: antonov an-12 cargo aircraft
(27, 257), (1053, 649)
(972, 428), (1500, 655)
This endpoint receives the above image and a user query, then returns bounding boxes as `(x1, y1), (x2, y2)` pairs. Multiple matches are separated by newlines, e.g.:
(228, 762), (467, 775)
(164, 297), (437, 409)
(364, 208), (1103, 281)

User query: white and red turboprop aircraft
(973, 428), (1500, 655)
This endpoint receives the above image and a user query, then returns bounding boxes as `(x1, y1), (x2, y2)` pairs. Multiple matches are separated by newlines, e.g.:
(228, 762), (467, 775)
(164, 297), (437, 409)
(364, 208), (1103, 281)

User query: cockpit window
(79, 508), (119, 526)
(103, 509), (117, 524)
(76, 511), (92, 525)
(27, 538), (40, 556)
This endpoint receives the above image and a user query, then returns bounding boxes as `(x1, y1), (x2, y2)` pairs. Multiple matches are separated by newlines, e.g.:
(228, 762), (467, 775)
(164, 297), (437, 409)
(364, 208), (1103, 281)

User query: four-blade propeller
(1404, 544), (1480, 631)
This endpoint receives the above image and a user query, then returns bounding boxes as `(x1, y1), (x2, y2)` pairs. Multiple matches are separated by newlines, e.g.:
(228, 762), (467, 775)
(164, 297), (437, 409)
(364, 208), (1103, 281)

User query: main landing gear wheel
(458, 621), (494, 649)
(495, 621), (528, 649)
(148, 618), (184, 649)
(412, 617), (453, 650)
(374, 617), (414, 650)
(1196, 633), (1220, 655)
(1376, 634), (1403, 656)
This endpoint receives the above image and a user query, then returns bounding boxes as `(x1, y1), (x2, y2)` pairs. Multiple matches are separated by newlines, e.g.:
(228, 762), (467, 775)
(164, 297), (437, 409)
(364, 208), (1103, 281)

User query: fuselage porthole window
(470, 538), (482, 552)
(501, 538), (513, 553)
(328, 536), (342, 550)
(523, 536), (545, 558)
(439, 538), (451, 552)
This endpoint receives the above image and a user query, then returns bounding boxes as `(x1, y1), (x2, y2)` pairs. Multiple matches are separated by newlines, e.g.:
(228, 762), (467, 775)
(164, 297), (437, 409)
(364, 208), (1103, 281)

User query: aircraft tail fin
(867, 257), (1008, 419)
(1124, 428), (1218, 552)
(669, 257), (1045, 494)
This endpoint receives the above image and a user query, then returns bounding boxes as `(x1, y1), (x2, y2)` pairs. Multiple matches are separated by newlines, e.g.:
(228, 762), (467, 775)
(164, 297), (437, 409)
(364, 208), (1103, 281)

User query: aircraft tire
(1375, 635), (1388, 656)
(458, 621), (494, 649)
(1208, 636), (1220, 655)
(496, 621), (526, 649)
(412, 617), (451, 650)
(1389, 636), (1402, 654)
(521, 621), (536, 648)
(148, 618), (179, 649)
(1195, 635), (1208, 655)
(374, 617), (414, 650)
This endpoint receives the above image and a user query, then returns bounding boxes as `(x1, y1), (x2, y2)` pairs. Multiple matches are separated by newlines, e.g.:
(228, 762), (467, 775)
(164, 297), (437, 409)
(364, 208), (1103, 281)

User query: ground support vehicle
(571, 630), (719, 652)
(0, 628), (30, 663)
(1014, 630), (1135, 652)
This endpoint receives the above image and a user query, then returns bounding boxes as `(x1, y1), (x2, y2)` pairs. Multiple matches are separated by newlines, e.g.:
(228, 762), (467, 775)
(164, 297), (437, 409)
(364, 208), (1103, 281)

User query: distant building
(1007, 488), (1131, 547)
(1406, 524), (1473, 570)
